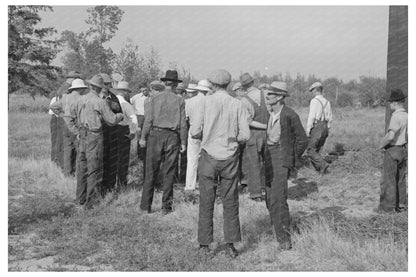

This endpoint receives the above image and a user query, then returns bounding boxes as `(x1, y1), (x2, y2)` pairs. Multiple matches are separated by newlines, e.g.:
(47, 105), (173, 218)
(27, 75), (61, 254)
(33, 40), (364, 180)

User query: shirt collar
(393, 108), (406, 114)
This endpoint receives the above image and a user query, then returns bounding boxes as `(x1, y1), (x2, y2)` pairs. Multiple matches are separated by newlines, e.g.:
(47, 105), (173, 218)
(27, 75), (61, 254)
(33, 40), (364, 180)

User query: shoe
(225, 243), (238, 258)
(319, 164), (329, 176)
(161, 208), (172, 215)
(277, 241), (292, 251)
(140, 207), (152, 214)
(199, 245), (213, 255)
(395, 206), (407, 213)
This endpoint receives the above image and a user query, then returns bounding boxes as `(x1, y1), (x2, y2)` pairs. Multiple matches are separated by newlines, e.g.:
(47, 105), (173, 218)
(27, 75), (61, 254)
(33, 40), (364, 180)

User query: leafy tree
(112, 40), (162, 92)
(8, 5), (60, 96)
(61, 5), (124, 77)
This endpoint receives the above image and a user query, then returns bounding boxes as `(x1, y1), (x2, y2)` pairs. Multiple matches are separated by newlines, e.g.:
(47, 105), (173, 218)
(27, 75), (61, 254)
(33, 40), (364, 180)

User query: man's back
(200, 90), (249, 160)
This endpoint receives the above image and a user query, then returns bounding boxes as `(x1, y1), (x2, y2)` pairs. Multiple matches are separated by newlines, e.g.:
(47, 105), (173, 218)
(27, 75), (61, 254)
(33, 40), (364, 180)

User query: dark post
(385, 6), (408, 132)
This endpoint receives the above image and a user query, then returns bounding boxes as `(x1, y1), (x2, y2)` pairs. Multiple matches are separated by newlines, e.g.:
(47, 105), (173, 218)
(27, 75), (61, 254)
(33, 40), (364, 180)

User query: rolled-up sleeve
(190, 98), (204, 140)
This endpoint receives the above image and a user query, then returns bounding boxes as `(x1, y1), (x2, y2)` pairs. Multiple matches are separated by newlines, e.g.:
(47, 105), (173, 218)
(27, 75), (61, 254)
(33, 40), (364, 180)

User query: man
(175, 83), (187, 97)
(184, 80), (212, 192)
(240, 73), (270, 201)
(263, 81), (308, 250)
(306, 81), (333, 175)
(185, 83), (198, 99)
(50, 70), (81, 169)
(131, 85), (151, 164)
(76, 75), (123, 209)
(377, 89), (407, 213)
(114, 81), (139, 190)
(139, 70), (187, 215)
(191, 69), (250, 258)
(99, 73), (122, 195)
(231, 82), (246, 99)
(50, 78), (88, 176)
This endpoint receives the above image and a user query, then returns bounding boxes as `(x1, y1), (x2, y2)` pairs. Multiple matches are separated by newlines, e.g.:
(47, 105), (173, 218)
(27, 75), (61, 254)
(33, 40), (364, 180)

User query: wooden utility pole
(385, 6), (408, 132)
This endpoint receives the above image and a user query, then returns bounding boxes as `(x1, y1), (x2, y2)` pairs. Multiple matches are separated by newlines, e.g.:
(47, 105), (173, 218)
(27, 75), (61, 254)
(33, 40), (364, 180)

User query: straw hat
(194, 80), (212, 92)
(116, 81), (131, 92)
(309, 82), (323, 92)
(264, 81), (289, 97)
(240, 73), (254, 86)
(68, 79), (88, 91)
(186, 84), (198, 92)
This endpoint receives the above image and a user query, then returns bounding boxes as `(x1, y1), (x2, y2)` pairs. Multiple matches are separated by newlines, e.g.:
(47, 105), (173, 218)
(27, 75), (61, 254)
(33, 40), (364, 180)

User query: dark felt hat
(388, 89), (406, 102)
(66, 71), (82, 79)
(160, 70), (182, 83)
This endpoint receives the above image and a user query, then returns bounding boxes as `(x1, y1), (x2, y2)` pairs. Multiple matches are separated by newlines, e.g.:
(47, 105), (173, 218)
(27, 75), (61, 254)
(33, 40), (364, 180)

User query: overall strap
(315, 98), (328, 121)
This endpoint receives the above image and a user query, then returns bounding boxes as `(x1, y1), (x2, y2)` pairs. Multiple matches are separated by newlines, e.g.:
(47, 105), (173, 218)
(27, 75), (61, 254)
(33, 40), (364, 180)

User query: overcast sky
(39, 5), (389, 81)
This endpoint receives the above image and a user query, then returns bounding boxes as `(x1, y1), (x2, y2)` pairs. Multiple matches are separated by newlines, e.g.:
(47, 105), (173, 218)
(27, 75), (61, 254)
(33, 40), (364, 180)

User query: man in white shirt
(306, 82), (333, 175)
(184, 80), (212, 191)
(131, 86), (151, 164)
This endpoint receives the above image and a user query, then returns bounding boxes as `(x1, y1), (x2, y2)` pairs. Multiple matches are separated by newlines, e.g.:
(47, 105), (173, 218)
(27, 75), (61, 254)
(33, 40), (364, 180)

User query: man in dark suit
(264, 81), (309, 250)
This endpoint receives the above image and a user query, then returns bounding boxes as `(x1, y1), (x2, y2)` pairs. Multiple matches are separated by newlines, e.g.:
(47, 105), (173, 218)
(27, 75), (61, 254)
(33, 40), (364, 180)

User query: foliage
(60, 6), (124, 77)
(8, 5), (61, 96)
(111, 39), (162, 92)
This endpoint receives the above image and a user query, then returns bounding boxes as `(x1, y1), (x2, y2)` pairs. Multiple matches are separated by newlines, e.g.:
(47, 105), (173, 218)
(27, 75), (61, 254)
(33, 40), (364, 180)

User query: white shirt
(306, 95), (333, 135)
(116, 95), (138, 133)
(131, 93), (148, 115)
(185, 92), (205, 127)
(49, 97), (58, 116)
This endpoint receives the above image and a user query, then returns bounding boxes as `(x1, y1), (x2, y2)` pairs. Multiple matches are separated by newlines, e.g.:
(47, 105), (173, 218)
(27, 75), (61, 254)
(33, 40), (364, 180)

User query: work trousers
(244, 129), (267, 198)
(177, 150), (187, 183)
(50, 116), (64, 170)
(307, 121), (329, 172)
(140, 129), (180, 212)
(76, 128), (103, 209)
(102, 124), (118, 195)
(198, 149), (241, 245)
(185, 133), (201, 190)
(264, 145), (291, 245)
(116, 125), (131, 189)
(378, 146), (407, 212)
(63, 124), (77, 176)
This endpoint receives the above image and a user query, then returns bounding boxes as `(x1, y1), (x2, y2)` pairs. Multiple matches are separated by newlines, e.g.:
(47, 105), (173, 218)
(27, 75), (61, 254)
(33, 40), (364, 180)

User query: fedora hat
(240, 73), (255, 86)
(265, 81), (289, 97)
(186, 83), (198, 92)
(388, 88), (406, 102)
(87, 75), (104, 89)
(160, 70), (182, 83)
(66, 70), (82, 79)
(116, 81), (131, 92)
(208, 69), (232, 86)
(99, 73), (113, 84)
(309, 81), (323, 92)
(195, 79), (212, 92)
(68, 79), (88, 91)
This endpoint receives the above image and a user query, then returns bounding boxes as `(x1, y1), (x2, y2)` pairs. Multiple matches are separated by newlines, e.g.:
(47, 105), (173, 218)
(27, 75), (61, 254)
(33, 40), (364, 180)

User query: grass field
(8, 94), (407, 271)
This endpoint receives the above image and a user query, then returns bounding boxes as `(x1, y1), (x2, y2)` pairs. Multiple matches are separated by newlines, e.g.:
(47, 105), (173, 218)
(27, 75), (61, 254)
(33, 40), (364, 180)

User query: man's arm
(306, 99), (318, 135)
(179, 98), (188, 147)
(140, 98), (153, 142)
(99, 100), (123, 126)
(67, 103), (80, 136)
(237, 101), (250, 143)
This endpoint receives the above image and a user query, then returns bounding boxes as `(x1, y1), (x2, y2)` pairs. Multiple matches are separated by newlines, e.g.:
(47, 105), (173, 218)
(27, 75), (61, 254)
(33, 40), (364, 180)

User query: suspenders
(315, 98), (328, 122)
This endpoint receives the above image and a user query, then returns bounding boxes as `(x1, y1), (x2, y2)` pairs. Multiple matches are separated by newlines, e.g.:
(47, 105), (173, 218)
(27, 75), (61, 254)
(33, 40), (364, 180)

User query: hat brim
(265, 89), (289, 97)
(194, 86), (211, 92)
(160, 77), (183, 83)
(68, 86), (88, 91)
(66, 74), (81, 79)
(240, 79), (255, 86)
(388, 96), (407, 102)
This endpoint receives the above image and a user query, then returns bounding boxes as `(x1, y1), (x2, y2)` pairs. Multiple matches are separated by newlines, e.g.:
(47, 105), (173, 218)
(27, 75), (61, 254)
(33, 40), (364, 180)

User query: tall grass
(8, 93), (407, 271)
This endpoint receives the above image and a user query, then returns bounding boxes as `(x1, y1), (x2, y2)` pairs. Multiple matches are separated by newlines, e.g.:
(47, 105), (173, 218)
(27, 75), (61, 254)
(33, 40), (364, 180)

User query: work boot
(225, 243), (238, 258)
(319, 164), (329, 176)
(161, 208), (173, 216)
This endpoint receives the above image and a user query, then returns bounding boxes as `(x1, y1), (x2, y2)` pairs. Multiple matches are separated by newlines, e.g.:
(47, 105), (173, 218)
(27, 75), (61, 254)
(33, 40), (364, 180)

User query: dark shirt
(141, 88), (188, 145)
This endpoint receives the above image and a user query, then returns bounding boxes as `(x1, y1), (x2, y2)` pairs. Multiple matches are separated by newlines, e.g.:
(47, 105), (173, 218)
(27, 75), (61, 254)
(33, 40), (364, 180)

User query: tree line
(8, 5), (386, 107)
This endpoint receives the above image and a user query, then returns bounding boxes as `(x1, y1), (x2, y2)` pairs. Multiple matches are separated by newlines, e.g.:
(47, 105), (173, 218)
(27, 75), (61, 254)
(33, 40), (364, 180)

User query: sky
(38, 5), (389, 82)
